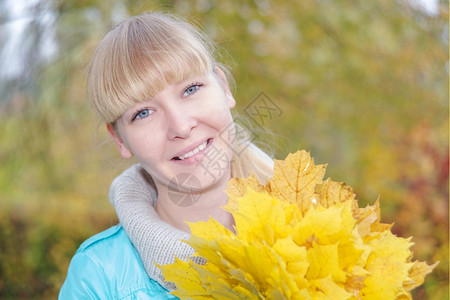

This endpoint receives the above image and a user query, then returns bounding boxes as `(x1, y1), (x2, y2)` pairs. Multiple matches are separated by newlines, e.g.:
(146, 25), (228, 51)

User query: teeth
(178, 141), (208, 160)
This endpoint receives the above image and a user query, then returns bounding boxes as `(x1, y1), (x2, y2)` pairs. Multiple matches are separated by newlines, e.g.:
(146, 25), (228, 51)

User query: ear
(106, 123), (133, 158)
(214, 66), (236, 109)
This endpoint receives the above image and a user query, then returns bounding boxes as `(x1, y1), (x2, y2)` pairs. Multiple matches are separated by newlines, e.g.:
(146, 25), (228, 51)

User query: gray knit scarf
(109, 164), (196, 291)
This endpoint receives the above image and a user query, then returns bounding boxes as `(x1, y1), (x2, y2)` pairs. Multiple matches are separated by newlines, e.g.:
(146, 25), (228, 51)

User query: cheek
(209, 107), (234, 135)
(210, 107), (236, 147)
(206, 96), (234, 125)
(123, 129), (163, 160)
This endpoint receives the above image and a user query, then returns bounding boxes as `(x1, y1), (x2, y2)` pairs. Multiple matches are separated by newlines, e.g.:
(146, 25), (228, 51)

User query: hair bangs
(129, 30), (215, 108)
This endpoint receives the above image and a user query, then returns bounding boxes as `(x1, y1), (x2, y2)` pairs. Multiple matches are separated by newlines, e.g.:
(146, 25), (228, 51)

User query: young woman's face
(109, 70), (236, 192)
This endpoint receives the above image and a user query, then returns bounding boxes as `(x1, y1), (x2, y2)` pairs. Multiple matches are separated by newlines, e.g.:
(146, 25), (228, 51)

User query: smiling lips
(173, 139), (210, 161)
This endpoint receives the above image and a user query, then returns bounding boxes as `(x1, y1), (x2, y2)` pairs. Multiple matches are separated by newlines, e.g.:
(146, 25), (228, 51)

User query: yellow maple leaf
(158, 257), (208, 297)
(310, 275), (353, 299)
(224, 188), (295, 245)
(355, 199), (393, 240)
(226, 173), (265, 211)
(272, 235), (308, 276)
(266, 150), (326, 213)
(403, 260), (439, 292)
(306, 242), (347, 283)
(314, 178), (358, 212)
(293, 201), (355, 247)
(361, 231), (415, 299)
(159, 150), (437, 299)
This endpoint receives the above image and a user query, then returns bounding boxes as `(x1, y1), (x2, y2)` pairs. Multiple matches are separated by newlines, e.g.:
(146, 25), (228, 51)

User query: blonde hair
(88, 12), (273, 183)
(88, 13), (215, 124)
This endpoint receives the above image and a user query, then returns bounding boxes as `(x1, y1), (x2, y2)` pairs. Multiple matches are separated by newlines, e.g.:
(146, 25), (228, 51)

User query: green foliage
(0, 204), (116, 299)
(0, 0), (447, 298)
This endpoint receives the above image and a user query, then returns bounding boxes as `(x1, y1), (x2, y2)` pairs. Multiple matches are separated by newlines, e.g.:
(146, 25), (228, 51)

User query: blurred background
(0, 0), (448, 298)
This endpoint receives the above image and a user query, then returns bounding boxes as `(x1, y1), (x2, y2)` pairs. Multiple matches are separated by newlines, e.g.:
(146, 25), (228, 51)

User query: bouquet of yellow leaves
(159, 150), (437, 299)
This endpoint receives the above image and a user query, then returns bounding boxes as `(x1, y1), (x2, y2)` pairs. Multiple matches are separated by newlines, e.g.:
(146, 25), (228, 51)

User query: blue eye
(132, 108), (153, 121)
(183, 83), (202, 97)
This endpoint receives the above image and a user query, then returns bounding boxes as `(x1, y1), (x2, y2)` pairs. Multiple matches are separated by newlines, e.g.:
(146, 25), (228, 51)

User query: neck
(154, 170), (235, 233)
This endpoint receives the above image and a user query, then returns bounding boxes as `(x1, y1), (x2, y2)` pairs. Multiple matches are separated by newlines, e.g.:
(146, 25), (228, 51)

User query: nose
(166, 106), (197, 140)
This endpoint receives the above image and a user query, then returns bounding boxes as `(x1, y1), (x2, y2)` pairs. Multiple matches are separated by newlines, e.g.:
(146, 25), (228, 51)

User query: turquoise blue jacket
(59, 224), (178, 299)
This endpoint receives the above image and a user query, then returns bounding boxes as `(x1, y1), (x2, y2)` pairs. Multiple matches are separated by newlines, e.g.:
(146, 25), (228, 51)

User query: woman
(60, 12), (273, 298)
